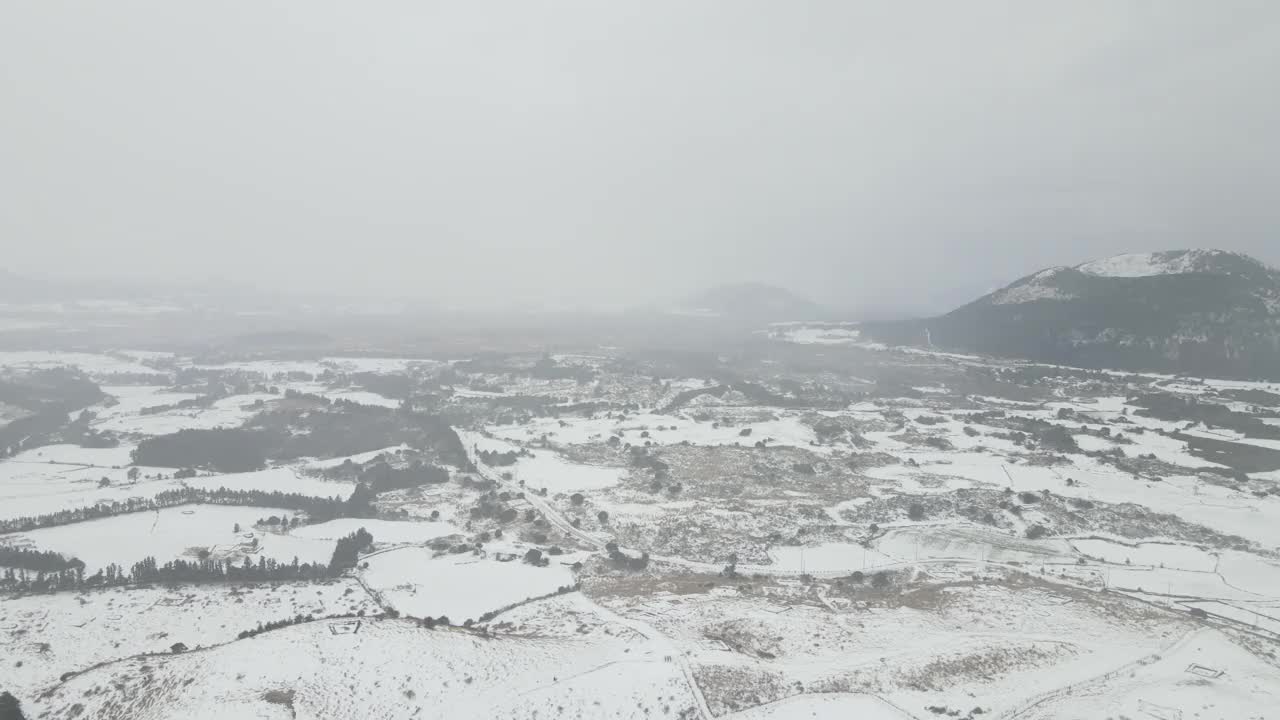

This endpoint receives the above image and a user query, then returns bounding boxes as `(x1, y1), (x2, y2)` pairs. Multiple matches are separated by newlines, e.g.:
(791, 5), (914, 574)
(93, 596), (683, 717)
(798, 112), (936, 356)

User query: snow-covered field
(304, 444), (409, 469)
(362, 547), (576, 623)
(0, 351), (160, 377)
(485, 412), (819, 450)
(767, 543), (897, 573)
(727, 694), (911, 719)
(6, 505), (322, 572)
(511, 450), (627, 492)
(1016, 628), (1279, 720)
(8, 442), (136, 467)
(0, 459), (182, 521)
(28, 614), (698, 720)
(93, 393), (269, 435)
(0, 580), (378, 700)
(185, 467), (354, 499)
(1071, 538), (1217, 571)
(291, 517), (459, 544)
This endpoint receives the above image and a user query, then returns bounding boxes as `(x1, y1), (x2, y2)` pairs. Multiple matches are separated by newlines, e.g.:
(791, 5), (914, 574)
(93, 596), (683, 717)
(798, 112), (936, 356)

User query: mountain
(671, 283), (827, 322)
(862, 249), (1280, 378)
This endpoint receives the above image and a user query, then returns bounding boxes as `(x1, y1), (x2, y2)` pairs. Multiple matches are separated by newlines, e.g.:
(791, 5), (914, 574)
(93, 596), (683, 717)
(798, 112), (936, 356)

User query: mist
(3, 1), (1279, 315)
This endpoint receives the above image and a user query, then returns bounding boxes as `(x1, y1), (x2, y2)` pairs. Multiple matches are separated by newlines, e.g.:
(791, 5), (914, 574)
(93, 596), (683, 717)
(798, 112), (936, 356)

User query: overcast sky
(2, 1), (1278, 314)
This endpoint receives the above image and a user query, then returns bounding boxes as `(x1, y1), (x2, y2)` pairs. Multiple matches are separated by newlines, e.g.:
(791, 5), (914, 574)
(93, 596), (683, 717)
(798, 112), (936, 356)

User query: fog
(3, 1), (1278, 315)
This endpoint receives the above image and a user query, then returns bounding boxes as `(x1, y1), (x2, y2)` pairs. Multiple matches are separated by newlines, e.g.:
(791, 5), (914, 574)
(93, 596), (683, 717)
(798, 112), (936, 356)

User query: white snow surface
(728, 694), (911, 719)
(8, 505), (323, 572)
(1076, 249), (1234, 278)
(29, 614), (698, 720)
(511, 451), (627, 492)
(767, 543), (897, 573)
(0, 580), (379, 700)
(0, 458), (182, 521)
(290, 518), (459, 544)
(362, 547), (576, 623)
(990, 272), (1076, 305)
(1070, 538), (1216, 572)
(8, 442), (136, 467)
(185, 467), (354, 499)
(304, 444), (409, 469)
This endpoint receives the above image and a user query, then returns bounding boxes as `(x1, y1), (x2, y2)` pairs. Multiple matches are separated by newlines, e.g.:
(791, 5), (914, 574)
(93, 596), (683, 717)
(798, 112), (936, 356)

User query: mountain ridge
(861, 249), (1280, 379)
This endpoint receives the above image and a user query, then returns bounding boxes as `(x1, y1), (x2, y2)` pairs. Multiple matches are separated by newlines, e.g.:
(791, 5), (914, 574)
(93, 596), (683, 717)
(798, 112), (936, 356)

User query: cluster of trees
(528, 356), (595, 382)
(263, 403), (468, 467)
(0, 546), (84, 573)
(0, 367), (103, 411)
(328, 528), (374, 573)
(467, 489), (529, 523)
(1134, 392), (1280, 440)
(139, 394), (219, 416)
(237, 613), (319, 640)
(358, 460), (448, 494)
(129, 403), (470, 476)
(4, 555), (322, 594)
(476, 448), (525, 466)
(0, 369), (107, 456)
(0, 690), (27, 720)
(604, 542), (650, 570)
(351, 372), (412, 400)
(2, 529), (374, 594)
(133, 428), (279, 472)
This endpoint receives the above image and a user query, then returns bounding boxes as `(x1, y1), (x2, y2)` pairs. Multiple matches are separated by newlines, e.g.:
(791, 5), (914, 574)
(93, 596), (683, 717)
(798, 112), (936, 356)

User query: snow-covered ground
(93, 393), (271, 435)
(291, 518), (459, 544)
(0, 459), (183, 521)
(8, 442), (136, 467)
(510, 450), (627, 492)
(486, 412), (820, 451)
(726, 694), (911, 719)
(7, 344), (1280, 719)
(1076, 249), (1233, 278)
(0, 580), (379, 699)
(7, 505), (322, 572)
(767, 543), (897, 573)
(185, 467), (354, 499)
(28, 613), (698, 720)
(362, 547), (576, 623)
(1016, 628), (1279, 720)
(304, 444), (409, 469)
(1070, 538), (1217, 571)
(0, 351), (160, 377)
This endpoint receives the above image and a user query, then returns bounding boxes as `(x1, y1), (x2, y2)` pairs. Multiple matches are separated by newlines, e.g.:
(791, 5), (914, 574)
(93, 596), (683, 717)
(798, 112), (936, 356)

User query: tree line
(0, 485), (358, 534)
(1, 529), (373, 594)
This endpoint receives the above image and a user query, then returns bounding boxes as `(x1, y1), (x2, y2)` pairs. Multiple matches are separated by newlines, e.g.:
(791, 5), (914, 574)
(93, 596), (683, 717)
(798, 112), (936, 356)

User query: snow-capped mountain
(863, 250), (1280, 378)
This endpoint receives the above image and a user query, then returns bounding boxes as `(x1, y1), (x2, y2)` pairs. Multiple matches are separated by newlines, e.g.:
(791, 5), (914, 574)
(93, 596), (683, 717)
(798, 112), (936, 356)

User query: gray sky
(3, 1), (1278, 314)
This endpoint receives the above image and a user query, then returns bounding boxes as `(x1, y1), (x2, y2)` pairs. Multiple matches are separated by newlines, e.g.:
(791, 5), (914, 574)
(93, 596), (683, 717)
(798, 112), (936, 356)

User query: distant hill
(861, 249), (1280, 378)
(670, 283), (827, 323)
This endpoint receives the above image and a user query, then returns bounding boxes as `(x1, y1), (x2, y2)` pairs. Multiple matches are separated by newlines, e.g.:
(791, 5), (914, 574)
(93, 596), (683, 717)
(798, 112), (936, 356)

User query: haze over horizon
(3, 2), (1279, 315)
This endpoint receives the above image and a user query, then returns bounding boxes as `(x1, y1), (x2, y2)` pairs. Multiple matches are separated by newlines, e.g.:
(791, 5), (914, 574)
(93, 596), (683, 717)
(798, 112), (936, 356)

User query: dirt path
(584, 597), (715, 720)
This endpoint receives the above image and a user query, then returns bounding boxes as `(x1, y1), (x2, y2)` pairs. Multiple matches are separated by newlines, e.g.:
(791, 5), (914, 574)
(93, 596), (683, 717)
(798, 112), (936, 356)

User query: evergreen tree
(0, 691), (27, 720)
